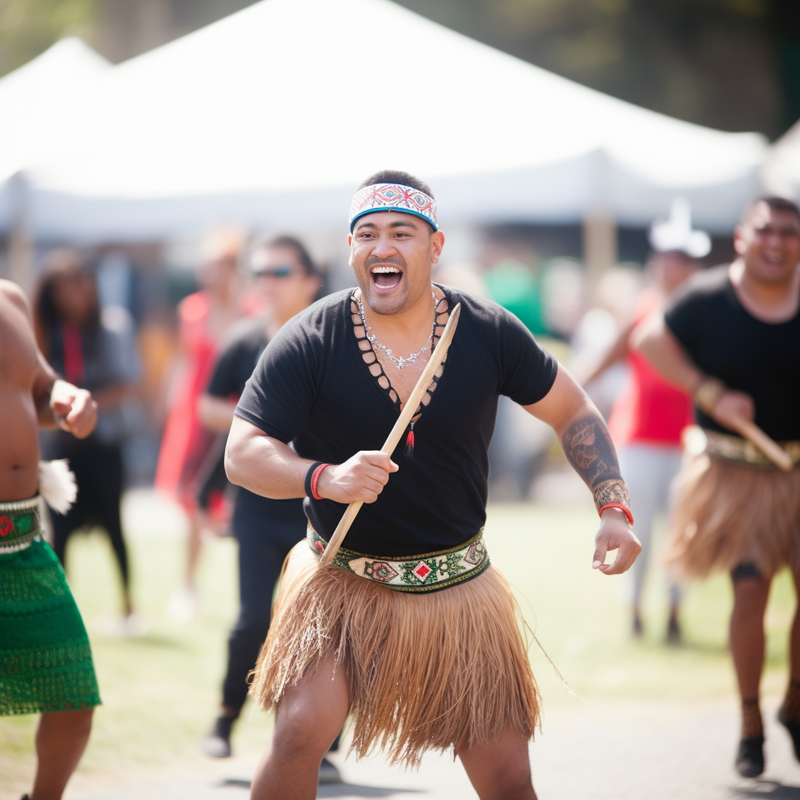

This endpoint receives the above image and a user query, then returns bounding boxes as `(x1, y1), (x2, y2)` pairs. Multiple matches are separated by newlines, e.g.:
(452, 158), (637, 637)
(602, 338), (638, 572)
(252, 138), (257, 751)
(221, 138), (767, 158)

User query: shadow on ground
(732, 779), (800, 797)
(217, 778), (423, 797)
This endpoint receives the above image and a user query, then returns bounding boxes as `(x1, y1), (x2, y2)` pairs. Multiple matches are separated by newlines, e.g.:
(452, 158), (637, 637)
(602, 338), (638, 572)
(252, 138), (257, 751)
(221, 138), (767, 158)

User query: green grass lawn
(1, 493), (796, 797)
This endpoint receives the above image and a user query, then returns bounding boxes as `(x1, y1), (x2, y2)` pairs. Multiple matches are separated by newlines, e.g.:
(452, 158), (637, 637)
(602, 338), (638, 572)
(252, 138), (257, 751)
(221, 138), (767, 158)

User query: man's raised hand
(50, 379), (98, 439)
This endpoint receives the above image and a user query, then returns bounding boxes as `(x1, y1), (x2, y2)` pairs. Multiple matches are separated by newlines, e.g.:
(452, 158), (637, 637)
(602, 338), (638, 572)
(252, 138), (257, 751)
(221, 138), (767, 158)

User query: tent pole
(582, 213), (617, 296)
(8, 173), (34, 294)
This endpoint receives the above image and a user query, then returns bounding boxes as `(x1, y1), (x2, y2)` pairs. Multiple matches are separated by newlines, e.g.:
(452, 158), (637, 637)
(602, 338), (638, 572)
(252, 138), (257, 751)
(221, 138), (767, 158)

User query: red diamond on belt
(412, 561), (433, 581)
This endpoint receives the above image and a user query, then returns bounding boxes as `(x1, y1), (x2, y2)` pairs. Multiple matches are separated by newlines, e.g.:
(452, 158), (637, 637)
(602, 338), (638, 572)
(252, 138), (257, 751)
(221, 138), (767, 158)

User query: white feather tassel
(38, 460), (78, 514)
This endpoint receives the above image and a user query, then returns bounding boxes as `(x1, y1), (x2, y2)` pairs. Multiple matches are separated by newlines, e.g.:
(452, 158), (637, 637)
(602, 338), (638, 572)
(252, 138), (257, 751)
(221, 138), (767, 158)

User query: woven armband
(693, 376), (726, 415)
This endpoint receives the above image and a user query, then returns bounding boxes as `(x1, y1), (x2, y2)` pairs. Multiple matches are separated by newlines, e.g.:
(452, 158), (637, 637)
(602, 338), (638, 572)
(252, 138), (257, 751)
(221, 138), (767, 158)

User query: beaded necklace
(356, 289), (438, 370)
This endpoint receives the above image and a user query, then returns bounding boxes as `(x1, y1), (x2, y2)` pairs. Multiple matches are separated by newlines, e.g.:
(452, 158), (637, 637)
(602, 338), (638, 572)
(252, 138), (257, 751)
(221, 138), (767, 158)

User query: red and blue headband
(349, 183), (438, 232)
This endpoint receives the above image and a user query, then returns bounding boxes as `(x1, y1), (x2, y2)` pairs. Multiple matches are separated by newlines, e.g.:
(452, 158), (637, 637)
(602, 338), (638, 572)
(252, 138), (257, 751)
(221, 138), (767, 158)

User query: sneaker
(666, 616), (682, 645)
(202, 716), (235, 758)
(735, 735), (765, 778)
(778, 704), (800, 762)
(318, 756), (341, 784)
(168, 587), (198, 624)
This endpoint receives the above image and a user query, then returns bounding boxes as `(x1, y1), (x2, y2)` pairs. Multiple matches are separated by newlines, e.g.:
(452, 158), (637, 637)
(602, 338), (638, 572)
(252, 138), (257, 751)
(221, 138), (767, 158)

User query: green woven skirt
(0, 500), (101, 715)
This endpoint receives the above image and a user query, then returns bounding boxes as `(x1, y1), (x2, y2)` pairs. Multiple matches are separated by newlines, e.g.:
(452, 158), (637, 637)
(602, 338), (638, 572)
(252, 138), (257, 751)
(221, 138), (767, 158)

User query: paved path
(70, 700), (800, 799)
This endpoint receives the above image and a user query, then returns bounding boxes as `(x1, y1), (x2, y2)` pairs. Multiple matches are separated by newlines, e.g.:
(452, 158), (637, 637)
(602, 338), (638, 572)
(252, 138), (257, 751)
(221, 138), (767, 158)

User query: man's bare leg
(458, 727), (537, 800)
(250, 653), (350, 800)
(777, 570), (800, 761)
(730, 575), (770, 706)
(730, 574), (770, 776)
(789, 570), (800, 682)
(30, 708), (93, 800)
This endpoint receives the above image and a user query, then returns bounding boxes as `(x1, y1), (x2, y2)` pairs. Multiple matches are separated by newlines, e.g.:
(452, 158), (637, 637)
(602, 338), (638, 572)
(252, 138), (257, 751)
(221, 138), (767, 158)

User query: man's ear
(430, 230), (445, 265)
(733, 225), (746, 256)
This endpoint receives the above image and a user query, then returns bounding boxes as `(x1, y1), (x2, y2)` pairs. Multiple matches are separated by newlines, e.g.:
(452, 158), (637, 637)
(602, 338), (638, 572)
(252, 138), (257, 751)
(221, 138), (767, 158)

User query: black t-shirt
(236, 285), (559, 556)
(665, 265), (800, 440)
(208, 317), (305, 523)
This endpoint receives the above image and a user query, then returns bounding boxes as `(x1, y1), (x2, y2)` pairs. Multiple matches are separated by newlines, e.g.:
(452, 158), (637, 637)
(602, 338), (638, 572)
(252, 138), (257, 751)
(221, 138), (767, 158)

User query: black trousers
(47, 436), (130, 590)
(221, 496), (306, 712)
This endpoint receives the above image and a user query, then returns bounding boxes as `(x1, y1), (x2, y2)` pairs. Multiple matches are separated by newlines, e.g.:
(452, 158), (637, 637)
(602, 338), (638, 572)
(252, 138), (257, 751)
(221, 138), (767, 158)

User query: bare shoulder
(0, 279), (29, 311)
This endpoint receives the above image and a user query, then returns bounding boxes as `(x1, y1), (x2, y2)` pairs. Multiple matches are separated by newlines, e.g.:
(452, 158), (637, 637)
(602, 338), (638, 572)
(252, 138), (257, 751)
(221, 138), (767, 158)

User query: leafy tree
(0, 0), (95, 77)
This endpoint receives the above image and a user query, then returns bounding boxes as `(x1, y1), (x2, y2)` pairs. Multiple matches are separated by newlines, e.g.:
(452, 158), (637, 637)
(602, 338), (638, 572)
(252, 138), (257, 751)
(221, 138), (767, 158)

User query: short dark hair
(743, 196), (800, 223)
(242, 234), (318, 277)
(358, 170), (435, 199)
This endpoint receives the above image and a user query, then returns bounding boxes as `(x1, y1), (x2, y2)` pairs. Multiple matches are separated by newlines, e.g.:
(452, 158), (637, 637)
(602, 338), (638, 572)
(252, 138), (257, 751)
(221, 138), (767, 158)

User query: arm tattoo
(562, 415), (631, 513)
(562, 415), (621, 489)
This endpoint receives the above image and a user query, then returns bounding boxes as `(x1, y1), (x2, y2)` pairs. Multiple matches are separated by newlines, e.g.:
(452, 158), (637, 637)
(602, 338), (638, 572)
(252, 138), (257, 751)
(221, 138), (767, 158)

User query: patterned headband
(349, 183), (438, 232)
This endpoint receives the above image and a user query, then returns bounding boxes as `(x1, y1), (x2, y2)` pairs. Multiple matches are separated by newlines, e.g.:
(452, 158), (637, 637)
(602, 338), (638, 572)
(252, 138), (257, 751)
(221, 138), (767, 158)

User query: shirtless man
(0, 279), (100, 800)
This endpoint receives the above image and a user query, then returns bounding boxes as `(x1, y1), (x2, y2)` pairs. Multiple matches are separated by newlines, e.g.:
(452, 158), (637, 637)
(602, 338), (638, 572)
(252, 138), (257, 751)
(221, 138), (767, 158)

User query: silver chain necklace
(356, 289), (438, 370)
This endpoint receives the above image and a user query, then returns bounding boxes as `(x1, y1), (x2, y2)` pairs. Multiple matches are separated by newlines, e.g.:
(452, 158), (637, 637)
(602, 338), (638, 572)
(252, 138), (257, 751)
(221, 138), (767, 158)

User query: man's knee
(732, 575), (770, 612)
(272, 699), (341, 760)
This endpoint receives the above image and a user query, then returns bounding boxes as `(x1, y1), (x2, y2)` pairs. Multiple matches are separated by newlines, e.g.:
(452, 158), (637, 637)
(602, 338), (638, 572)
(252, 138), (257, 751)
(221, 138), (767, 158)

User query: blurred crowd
(19, 221), (713, 638)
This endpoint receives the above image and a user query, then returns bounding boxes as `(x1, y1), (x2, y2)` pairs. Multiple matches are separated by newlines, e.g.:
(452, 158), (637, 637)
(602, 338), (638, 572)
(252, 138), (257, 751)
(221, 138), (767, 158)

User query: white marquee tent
(0, 38), (110, 231)
(6, 0), (767, 241)
(762, 119), (800, 201)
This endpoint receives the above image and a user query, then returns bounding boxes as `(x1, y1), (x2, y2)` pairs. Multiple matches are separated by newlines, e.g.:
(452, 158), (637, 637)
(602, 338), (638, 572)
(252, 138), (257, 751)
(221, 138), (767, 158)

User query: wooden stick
(318, 302), (462, 566)
(733, 419), (794, 472)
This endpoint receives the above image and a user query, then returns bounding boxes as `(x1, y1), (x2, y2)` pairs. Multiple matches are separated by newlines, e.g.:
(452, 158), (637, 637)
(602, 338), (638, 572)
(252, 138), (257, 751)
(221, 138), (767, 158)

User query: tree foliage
(0, 0), (95, 77)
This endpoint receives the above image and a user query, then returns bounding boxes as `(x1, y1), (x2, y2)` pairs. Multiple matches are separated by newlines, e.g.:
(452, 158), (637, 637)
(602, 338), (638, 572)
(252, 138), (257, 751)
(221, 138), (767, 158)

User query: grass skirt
(250, 541), (540, 768)
(665, 454), (800, 579)
(0, 538), (101, 715)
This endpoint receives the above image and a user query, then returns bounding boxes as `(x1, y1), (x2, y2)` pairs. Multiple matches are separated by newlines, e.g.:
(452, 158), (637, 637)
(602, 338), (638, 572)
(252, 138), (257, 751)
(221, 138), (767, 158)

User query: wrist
(304, 462), (332, 501)
(599, 503), (634, 526)
(593, 478), (633, 524)
(693, 375), (726, 415)
(48, 381), (68, 429)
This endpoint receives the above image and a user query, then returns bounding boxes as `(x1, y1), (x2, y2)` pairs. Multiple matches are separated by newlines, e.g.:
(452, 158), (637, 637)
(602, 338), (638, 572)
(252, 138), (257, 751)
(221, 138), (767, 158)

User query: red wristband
(598, 503), (634, 526)
(310, 463), (331, 501)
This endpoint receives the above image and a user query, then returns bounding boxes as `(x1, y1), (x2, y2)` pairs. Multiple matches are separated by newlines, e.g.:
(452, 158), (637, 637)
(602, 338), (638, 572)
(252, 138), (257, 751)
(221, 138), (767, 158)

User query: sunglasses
(254, 265), (295, 279)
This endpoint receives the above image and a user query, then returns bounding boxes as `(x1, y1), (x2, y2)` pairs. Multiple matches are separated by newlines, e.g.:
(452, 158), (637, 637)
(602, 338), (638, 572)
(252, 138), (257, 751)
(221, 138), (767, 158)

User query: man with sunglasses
(198, 236), (338, 775)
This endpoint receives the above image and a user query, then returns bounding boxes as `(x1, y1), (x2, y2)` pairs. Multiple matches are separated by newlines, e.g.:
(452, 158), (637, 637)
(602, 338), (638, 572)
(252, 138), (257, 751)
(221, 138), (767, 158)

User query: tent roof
(762, 119), (800, 200)
(0, 37), (110, 184)
(17, 0), (766, 238)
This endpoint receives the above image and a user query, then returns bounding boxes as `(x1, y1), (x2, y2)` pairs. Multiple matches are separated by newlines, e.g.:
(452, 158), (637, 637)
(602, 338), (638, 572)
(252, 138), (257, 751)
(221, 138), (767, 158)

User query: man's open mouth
(370, 265), (403, 290)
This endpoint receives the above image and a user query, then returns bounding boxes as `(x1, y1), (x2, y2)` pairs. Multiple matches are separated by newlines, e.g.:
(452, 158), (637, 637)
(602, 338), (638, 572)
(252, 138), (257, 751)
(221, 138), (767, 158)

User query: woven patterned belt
(0, 497), (43, 553)
(685, 426), (800, 469)
(307, 526), (490, 593)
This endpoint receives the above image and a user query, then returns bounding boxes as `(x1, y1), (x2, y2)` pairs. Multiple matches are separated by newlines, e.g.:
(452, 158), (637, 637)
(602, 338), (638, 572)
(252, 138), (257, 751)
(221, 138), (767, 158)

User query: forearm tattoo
(561, 415), (630, 512)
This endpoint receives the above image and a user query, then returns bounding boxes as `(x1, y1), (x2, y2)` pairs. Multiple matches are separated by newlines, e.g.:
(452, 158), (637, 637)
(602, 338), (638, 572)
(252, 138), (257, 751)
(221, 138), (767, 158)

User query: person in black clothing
(33, 250), (140, 629)
(198, 236), (340, 775)
(636, 196), (800, 779)
(225, 170), (641, 800)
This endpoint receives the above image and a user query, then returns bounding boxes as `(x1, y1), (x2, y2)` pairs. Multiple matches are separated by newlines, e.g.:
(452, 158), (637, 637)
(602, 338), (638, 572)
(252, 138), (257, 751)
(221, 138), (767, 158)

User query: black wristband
(304, 461), (324, 499)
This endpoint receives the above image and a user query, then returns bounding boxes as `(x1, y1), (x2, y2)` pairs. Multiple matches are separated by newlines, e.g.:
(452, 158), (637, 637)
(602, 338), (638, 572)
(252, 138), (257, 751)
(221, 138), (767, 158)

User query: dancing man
(0, 279), (101, 800)
(226, 170), (641, 800)
(636, 196), (800, 777)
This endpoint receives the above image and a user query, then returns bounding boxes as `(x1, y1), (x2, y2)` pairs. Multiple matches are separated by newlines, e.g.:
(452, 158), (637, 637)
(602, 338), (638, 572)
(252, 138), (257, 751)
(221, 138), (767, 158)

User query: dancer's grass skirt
(665, 454), (800, 579)
(250, 541), (540, 768)
(0, 538), (101, 715)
